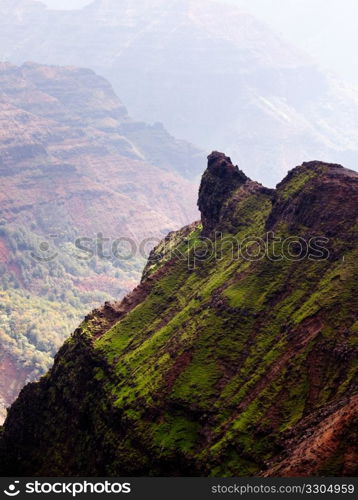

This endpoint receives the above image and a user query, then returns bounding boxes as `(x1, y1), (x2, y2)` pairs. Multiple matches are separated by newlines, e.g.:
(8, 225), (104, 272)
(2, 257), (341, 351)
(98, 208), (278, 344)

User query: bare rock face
(198, 152), (248, 234)
(266, 161), (358, 243)
(262, 395), (358, 477)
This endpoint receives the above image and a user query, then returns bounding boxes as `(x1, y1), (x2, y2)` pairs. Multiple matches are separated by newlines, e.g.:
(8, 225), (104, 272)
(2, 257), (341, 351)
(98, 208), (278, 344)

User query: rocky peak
(198, 151), (249, 234)
(266, 160), (358, 239)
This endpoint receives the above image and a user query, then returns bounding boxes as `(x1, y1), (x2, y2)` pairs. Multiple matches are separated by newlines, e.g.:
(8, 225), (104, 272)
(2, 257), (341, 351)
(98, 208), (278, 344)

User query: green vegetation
(1, 161), (357, 477)
(0, 222), (142, 387)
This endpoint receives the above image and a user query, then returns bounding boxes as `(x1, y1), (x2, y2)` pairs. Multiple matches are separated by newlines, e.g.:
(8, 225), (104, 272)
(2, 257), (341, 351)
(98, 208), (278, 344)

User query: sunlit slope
(1, 153), (357, 476)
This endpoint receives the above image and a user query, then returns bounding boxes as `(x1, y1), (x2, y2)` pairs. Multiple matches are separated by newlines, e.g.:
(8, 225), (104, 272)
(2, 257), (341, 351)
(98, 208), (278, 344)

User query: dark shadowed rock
(198, 152), (249, 234)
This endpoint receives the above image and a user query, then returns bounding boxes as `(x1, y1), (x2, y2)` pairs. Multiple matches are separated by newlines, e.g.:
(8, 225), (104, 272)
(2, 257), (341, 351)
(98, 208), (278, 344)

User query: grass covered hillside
(1, 152), (357, 476)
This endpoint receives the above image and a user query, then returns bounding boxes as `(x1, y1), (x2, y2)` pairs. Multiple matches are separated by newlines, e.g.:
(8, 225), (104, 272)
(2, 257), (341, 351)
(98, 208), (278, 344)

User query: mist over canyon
(0, 61), (201, 423)
(1, 0), (358, 185)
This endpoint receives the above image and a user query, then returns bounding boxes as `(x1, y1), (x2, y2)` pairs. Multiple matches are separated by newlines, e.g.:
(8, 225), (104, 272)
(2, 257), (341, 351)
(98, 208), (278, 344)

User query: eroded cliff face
(1, 154), (357, 476)
(198, 152), (248, 234)
(0, 61), (202, 423)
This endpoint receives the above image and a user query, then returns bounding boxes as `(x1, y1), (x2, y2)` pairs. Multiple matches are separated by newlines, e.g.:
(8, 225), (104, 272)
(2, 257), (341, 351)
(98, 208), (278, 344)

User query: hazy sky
(43, 0), (90, 8)
(42, 0), (358, 86)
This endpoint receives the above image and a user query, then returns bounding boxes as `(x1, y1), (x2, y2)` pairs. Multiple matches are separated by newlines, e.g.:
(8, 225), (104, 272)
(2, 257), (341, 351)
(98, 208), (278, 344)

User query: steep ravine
(0, 61), (202, 424)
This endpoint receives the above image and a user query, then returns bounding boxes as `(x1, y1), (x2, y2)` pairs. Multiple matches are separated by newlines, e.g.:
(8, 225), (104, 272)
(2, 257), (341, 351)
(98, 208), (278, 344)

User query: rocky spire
(198, 151), (249, 234)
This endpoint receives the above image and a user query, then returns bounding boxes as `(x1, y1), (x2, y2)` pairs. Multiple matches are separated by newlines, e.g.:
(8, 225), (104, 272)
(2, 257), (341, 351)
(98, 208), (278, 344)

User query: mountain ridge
(1, 153), (357, 476)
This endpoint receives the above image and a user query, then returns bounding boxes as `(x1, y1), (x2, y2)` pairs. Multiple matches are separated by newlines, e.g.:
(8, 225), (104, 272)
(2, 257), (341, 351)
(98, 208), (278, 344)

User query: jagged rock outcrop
(1, 154), (357, 476)
(198, 152), (248, 234)
(266, 161), (358, 238)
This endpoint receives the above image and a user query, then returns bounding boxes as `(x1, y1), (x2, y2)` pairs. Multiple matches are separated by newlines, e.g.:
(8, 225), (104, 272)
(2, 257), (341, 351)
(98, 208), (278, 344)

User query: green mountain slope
(1, 152), (357, 476)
